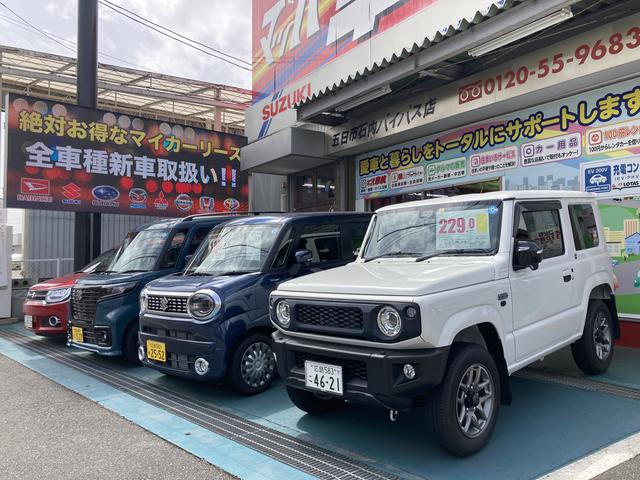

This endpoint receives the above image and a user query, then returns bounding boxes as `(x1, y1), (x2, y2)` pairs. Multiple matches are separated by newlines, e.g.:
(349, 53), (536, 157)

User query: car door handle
(562, 269), (573, 283)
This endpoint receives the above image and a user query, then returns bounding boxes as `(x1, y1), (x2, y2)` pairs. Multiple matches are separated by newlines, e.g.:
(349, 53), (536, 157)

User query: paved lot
(0, 354), (234, 480)
(595, 456), (640, 480)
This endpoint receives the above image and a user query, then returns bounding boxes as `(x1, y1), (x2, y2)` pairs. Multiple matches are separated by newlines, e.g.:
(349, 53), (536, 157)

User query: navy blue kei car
(68, 213), (250, 362)
(138, 212), (372, 395)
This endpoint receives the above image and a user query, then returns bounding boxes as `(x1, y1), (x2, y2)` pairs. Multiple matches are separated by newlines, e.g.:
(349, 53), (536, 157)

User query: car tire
(228, 333), (277, 395)
(425, 344), (501, 457)
(571, 300), (614, 375)
(123, 322), (140, 364)
(286, 386), (345, 415)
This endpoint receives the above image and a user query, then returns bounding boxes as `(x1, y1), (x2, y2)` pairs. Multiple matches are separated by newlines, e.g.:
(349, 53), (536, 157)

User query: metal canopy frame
(0, 45), (251, 135)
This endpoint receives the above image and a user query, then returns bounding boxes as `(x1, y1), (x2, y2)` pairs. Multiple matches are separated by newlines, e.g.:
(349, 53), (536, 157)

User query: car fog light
(403, 364), (416, 380)
(48, 316), (60, 327)
(405, 306), (418, 318)
(194, 358), (210, 376)
(137, 346), (145, 362)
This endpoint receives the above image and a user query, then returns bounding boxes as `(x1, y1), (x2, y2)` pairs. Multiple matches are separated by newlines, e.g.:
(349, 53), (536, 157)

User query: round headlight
(45, 287), (71, 304)
(275, 300), (291, 327)
(377, 306), (402, 338)
(140, 289), (148, 311)
(187, 290), (221, 321)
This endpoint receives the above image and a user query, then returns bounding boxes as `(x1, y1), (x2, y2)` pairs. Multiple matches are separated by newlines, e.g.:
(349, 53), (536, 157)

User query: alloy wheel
(456, 363), (494, 439)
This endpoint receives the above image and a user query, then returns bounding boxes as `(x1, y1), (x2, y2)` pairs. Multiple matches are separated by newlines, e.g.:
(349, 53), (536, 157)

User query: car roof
(376, 190), (597, 213)
(133, 214), (251, 231)
(217, 212), (372, 227)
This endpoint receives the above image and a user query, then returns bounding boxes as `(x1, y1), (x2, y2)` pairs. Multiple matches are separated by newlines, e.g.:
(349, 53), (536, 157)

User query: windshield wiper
(415, 249), (493, 262)
(219, 270), (256, 275)
(184, 271), (215, 276)
(363, 251), (421, 263)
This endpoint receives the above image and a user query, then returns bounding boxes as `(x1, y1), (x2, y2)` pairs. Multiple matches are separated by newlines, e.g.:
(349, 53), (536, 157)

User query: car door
(510, 201), (577, 361)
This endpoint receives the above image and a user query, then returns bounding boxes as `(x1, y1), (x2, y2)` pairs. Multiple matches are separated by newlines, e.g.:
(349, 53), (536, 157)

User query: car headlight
(45, 287), (71, 303)
(275, 300), (291, 327)
(187, 290), (221, 321)
(377, 306), (402, 338)
(102, 281), (138, 299)
(140, 288), (148, 312)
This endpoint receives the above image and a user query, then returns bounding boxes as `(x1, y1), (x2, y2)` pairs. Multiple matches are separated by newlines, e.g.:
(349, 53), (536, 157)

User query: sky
(0, 0), (252, 89)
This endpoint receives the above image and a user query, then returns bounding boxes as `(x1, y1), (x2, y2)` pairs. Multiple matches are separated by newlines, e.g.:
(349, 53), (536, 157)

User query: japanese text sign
(4, 95), (248, 216)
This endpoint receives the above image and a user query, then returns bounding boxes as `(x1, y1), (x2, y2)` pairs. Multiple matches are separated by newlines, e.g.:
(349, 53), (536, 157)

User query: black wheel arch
(452, 323), (512, 406)
(589, 284), (620, 340)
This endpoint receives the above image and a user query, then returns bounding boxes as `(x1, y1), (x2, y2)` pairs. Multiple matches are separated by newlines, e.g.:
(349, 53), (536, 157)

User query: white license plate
(304, 360), (343, 395)
(24, 315), (33, 329)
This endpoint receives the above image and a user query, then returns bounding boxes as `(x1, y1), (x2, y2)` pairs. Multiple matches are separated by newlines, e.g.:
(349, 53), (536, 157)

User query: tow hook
(389, 409), (399, 422)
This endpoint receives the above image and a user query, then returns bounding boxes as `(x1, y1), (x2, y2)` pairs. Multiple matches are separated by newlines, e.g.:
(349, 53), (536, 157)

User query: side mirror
(294, 249), (313, 264)
(513, 240), (544, 271)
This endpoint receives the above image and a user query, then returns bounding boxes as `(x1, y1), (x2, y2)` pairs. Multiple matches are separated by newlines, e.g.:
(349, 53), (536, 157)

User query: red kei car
(23, 249), (116, 336)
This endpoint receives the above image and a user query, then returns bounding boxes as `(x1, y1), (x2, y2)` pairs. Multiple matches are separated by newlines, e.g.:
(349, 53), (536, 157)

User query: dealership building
(242, 0), (640, 335)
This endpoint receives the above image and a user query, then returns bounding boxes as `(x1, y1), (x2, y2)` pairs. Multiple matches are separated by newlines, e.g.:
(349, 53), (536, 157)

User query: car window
(298, 224), (341, 264)
(271, 227), (294, 269)
(516, 207), (564, 259)
(187, 227), (212, 256)
(350, 222), (369, 252)
(159, 230), (187, 269)
(569, 204), (599, 250)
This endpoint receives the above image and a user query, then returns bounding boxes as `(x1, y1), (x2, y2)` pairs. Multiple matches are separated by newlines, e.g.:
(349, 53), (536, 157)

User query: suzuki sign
(248, 0), (510, 141)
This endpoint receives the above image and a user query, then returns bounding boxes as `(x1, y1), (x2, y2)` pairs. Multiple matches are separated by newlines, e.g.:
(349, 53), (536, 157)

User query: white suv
(270, 191), (619, 456)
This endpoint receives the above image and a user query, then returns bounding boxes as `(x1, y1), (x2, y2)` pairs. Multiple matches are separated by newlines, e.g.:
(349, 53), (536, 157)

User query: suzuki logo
(159, 297), (169, 311)
(62, 183), (81, 200)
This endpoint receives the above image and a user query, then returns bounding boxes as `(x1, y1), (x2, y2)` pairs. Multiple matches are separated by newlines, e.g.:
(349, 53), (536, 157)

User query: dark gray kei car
(138, 212), (372, 395)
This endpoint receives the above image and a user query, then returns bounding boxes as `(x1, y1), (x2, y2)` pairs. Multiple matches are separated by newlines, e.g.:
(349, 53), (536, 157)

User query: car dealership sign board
(248, 0), (509, 141)
(3, 94), (248, 216)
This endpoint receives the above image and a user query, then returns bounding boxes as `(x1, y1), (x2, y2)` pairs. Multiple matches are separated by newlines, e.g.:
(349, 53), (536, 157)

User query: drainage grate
(0, 329), (403, 480)
(515, 368), (640, 402)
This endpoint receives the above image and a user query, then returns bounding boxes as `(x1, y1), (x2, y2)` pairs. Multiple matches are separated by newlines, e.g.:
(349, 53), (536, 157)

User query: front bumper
(138, 315), (227, 382)
(23, 301), (68, 335)
(273, 331), (449, 410)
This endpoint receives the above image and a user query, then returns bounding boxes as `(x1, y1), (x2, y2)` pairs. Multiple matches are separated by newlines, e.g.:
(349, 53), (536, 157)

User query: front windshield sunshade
(185, 224), (283, 276)
(363, 200), (503, 261)
(107, 229), (171, 273)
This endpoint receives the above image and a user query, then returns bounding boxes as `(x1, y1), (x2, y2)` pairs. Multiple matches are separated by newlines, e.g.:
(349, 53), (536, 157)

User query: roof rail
(181, 211), (284, 221)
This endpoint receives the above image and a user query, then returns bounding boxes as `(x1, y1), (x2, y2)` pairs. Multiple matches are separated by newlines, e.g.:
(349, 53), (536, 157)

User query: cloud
(0, 0), (251, 88)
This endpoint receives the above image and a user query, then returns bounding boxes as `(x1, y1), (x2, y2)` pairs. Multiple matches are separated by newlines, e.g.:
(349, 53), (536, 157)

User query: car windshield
(185, 224), (283, 276)
(80, 249), (117, 273)
(107, 229), (171, 273)
(363, 200), (503, 261)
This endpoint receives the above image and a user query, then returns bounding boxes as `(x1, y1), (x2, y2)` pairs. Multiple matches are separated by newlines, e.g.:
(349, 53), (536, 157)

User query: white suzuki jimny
(270, 191), (618, 456)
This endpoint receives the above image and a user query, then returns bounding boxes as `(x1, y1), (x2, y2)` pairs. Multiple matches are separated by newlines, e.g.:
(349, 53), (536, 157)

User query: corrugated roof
(303, 0), (520, 105)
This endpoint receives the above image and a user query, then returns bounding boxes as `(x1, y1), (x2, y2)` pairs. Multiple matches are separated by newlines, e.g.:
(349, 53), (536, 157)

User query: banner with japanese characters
(3, 95), (248, 216)
(356, 76), (640, 201)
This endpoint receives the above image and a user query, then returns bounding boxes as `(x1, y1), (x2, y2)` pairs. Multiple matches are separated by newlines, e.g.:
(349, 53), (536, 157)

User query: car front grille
(147, 295), (188, 314)
(26, 290), (47, 301)
(142, 325), (194, 341)
(295, 304), (364, 332)
(70, 287), (105, 323)
(148, 352), (195, 371)
(295, 351), (367, 382)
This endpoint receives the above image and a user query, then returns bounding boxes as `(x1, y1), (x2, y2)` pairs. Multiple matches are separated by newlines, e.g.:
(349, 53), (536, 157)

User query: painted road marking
(539, 431), (640, 480)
